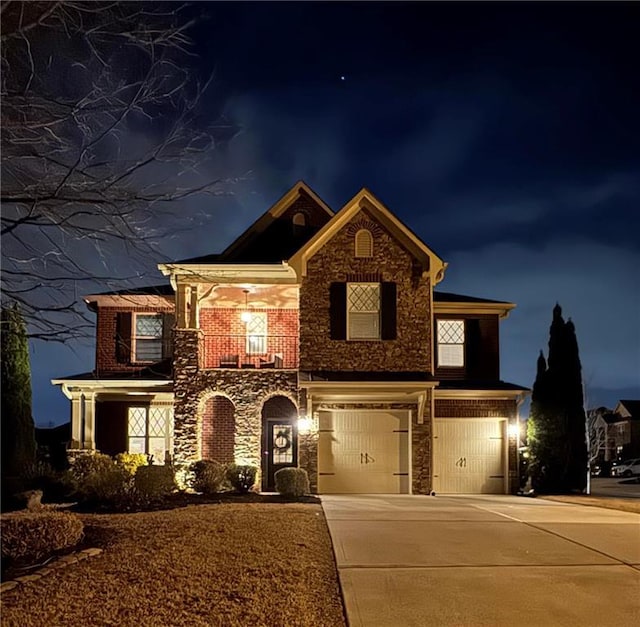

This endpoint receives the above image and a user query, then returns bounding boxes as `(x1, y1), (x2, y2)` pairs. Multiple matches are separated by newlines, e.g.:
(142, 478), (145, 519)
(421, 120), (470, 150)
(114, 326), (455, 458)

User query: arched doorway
(261, 396), (298, 491)
(201, 396), (235, 463)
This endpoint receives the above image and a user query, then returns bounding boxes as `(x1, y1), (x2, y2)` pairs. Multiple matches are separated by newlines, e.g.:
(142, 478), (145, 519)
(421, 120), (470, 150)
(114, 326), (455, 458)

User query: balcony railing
(202, 334), (299, 369)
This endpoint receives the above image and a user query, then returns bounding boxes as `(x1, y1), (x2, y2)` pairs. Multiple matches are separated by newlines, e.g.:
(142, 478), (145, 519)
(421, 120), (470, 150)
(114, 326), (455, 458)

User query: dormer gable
(218, 181), (334, 263)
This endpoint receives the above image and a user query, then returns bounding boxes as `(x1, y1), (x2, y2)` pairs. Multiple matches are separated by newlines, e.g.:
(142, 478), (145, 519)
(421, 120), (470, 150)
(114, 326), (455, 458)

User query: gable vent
(355, 229), (373, 258)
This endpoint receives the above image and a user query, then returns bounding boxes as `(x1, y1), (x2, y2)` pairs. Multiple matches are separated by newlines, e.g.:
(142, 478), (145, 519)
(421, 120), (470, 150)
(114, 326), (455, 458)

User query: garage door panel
(318, 411), (409, 494)
(434, 419), (506, 494)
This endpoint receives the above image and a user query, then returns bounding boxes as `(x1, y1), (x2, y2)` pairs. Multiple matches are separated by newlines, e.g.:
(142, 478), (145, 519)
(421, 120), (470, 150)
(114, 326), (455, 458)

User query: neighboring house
(52, 182), (529, 495)
(610, 400), (640, 460)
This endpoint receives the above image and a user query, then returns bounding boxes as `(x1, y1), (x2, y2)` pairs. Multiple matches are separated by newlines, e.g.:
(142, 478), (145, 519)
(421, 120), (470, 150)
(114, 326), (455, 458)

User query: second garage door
(318, 410), (409, 494)
(433, 418), (506, 494)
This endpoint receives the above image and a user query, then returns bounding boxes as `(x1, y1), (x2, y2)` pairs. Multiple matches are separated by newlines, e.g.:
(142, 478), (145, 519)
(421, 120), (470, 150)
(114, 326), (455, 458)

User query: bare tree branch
(1, 1), (239, 342)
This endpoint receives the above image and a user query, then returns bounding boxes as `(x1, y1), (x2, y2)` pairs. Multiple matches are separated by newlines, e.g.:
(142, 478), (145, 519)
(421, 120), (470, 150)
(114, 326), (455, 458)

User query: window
(355, 229), (373, 258)
(246, 312), (267, 354)
(127, 406), (174, 463)
(134, 313), (163, 362)
(437, 319), (465, 367)
(347, 283), (380, 339)
(292, 212), (306, 227)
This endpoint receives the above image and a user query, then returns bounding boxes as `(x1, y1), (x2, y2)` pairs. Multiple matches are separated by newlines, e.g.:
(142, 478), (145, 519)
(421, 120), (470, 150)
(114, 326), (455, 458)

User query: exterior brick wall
(96, 305), (174, 374)
(201, 396), (235, 462)
(199, 308), (299, 368)
(435, 399), (517, 418)
(299, 208), (432, 372)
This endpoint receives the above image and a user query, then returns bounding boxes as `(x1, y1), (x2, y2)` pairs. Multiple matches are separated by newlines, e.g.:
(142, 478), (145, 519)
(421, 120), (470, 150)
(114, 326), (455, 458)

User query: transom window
(246, 312), (267, 354)
(134, 314), (163, 362)
(437, 319), (465, 367)
(347, 283), (380, 339)
(355, 229), (373, 258)
(128, 406), (174, 463)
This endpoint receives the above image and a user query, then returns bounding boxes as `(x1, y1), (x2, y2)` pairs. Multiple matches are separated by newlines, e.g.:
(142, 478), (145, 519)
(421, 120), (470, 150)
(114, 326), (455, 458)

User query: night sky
(32, 1), (639, 426)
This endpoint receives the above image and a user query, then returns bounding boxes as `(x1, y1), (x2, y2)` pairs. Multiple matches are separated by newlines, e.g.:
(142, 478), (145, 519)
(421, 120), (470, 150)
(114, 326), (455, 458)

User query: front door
(262, 418), (297, 491)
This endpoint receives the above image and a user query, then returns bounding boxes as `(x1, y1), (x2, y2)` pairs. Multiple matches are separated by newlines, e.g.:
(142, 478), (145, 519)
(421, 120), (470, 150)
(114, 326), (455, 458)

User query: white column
(189, 284), (199, 329)
(83, 393), (96, 450)
(70, 393), (83, 448)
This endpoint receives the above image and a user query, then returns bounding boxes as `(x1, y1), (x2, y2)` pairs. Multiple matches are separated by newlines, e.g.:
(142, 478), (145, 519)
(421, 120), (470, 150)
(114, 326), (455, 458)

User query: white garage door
(318, 411), (409, 494)
(433, 419), (506, 494)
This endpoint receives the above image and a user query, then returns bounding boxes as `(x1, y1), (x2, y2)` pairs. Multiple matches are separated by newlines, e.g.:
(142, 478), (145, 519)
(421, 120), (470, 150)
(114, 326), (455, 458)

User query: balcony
(202, 334), (299, 369)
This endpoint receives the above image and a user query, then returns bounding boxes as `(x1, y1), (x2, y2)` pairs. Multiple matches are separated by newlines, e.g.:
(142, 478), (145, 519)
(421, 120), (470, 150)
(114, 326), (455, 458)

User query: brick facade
(199, 308), (299, 368)
(201, 396), (235, 462)
(96, 305), (174, 374)
(299, 209), (432, 372)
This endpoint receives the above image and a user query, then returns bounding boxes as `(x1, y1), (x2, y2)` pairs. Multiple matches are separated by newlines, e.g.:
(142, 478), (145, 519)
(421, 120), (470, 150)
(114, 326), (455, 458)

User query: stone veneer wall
(299, 393), (434, 495)
(299, 208), (432, 372)
(173, 328), (299, 470)
(435, 398), (519, 493)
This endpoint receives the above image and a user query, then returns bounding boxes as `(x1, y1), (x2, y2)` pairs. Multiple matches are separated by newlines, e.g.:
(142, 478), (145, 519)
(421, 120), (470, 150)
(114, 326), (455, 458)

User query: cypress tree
(527, 304), (588, 493)
(1, 304), (36, 476)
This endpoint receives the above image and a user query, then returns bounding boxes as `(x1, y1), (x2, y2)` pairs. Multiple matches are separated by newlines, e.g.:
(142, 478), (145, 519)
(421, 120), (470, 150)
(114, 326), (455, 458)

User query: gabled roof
(289, 187), (447, 285)
(433, 291), (511, 305)
(169, 181), (334, 265)
(84, 283), (174, 309)
(615, 400), (640, 419)
(433, 290), (515, 319)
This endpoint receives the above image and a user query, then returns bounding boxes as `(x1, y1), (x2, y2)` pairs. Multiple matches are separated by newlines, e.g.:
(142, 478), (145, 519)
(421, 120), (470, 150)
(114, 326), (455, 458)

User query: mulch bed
(1, 501), (346, 627)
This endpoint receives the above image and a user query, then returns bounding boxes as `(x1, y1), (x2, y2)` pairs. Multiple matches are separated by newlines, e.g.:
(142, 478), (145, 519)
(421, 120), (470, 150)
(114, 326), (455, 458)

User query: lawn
(1, 501), (346, 627)
(540, 494), (640, 514)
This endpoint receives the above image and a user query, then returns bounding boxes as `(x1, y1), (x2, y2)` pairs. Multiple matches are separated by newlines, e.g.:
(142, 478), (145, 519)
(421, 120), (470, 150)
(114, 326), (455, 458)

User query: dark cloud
(34, 2), (640, 425)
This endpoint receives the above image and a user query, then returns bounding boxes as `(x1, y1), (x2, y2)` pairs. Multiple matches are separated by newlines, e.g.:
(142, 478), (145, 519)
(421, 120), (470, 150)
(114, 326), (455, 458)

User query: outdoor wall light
(507, 423), (521, 438)
(297, 416), (313, 434)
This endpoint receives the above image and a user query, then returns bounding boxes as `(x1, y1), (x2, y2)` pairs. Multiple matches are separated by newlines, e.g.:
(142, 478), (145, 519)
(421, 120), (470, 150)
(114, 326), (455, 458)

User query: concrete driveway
(321, 494), (640, 626)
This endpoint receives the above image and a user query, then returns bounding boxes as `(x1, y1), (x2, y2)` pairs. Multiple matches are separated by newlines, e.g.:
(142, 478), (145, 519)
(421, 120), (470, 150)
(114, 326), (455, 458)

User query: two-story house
(53, 182), (528, 494)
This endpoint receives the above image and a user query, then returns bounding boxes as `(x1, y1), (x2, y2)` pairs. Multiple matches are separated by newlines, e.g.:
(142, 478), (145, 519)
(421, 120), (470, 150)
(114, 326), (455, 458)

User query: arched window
(292, 212), (306, 227)
(355, 229), (373, 258)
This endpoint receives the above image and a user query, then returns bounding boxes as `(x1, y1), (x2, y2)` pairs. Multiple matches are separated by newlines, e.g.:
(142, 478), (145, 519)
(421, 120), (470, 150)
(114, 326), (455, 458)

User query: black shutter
(115, 312), (132, 363)
(465, 318), (481, 378)
(380, 282), (397, 340)
(329, 282), (347, 340)
(162, 312), (175, 359)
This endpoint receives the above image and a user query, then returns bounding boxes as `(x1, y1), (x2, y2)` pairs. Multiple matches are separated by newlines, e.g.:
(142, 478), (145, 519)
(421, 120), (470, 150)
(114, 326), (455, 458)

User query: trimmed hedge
(225, 464), (258, 494)
(66, 453), (131, 505)
(275, 467), (309, 498)
(115, 453), (148, 476)
(1, 510), (84, 562)
(134, 465), (176, 499)
(189, 460), (228, 494)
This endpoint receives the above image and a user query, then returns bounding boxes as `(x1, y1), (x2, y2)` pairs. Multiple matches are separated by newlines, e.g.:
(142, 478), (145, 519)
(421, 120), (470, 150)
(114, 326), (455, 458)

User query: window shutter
(329, 282), (347, 340)
(380, 282), (397, 340)
(115, 312), (132, 363)
(465, 318), (481, 377)
(162, 313), (175, 359)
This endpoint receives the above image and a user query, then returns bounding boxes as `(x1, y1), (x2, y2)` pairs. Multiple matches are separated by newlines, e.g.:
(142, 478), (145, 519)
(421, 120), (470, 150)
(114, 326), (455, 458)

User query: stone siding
(299, 208), (432, 372)
(173, 328), (298, 473)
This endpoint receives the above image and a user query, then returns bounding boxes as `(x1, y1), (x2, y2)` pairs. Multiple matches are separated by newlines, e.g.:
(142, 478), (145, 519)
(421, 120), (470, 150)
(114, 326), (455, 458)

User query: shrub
(21, 461), (69, 503)
(65, 453), (132, 505)
(1, 510), (84, 563)
(134, 465), (176, 499)
(225, 464), (257, 494)
(189, 460), (228, 494)
(115, 453), (149, 476)
(275, 467), (309, 498)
